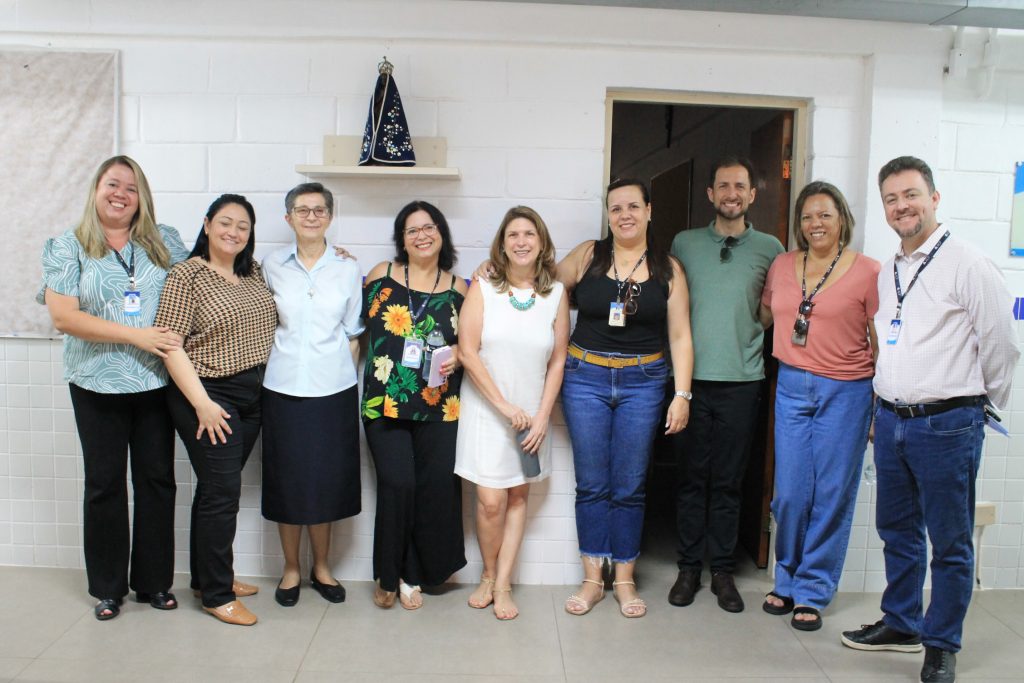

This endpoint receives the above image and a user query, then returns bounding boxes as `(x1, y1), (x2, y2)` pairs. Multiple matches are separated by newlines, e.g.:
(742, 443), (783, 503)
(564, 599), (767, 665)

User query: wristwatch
(674, 390), (693, 400)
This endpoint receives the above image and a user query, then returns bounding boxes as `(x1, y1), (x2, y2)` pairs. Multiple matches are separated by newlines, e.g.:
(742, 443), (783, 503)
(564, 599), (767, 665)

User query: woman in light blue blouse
(40, 156), (189, 621)
(261, 182), (364, 607)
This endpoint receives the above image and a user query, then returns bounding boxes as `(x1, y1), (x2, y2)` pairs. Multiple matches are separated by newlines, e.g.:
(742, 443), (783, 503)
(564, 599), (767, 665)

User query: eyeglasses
(720, 236), (738, 262)
(291, 206), (330, 219)
(623, 279), (642, 315)
(405, 224), (439, 239)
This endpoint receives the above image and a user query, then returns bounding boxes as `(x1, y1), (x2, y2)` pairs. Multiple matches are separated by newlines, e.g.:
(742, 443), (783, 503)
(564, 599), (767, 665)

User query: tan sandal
(373, 579), (396, 609)
(399, 580), (423, 610)
(565, 578), (605, 616)
(468, 576), (495, 609)
(612, 580), (647, 618)
(492, 587), (518, 621)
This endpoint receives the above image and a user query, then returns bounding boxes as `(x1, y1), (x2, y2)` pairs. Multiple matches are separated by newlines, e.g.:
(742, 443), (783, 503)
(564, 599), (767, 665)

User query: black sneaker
(920, 646), (956, 682)
(841, 620), (923, 652)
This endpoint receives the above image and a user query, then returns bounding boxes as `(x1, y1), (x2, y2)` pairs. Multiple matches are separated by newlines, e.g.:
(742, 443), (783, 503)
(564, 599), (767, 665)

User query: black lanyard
(404, 265), (442, 325)
(800, 246), (844, 305)
(112, 243), (136, 290)
(612, 248), (647, 302)
(893, 230), (950, 320)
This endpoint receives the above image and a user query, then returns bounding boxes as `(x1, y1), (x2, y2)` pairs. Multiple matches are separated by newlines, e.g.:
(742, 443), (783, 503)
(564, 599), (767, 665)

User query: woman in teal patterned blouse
(40, 156), (189, 621)
(362, 200), (467, 610)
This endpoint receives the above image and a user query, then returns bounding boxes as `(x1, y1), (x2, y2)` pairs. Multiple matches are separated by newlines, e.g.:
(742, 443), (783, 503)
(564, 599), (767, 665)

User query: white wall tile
(121, 143), (209, 192)
(209, 45), (310, 95)
(120, 44), (210, 94)
(208, 144), (308, 193)
(238, 96), (337, 144)
(141, 95), (236, 143)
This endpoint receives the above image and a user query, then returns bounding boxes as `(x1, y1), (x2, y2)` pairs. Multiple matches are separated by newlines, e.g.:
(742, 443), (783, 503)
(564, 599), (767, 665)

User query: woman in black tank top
(555, 179), (695, 618)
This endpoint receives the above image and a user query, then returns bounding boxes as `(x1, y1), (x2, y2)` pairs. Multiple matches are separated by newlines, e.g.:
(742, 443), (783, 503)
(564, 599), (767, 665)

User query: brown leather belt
(878, 396), (984, 418)
(568, 344), (664, 369)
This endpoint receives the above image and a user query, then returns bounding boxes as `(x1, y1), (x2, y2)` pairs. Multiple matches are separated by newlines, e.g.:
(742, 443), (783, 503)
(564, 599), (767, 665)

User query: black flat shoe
(275, 579), (300, 607)
(94, 597), (123, 621)
(135, 591), (178, 610)
(310, 571), (345, 603)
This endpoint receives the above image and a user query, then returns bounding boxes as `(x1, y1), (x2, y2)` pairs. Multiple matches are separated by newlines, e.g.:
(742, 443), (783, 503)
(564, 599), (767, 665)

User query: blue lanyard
(111, 243), (136, 289)
(893, 230), (949, 320)
(404, 265), (442, 325)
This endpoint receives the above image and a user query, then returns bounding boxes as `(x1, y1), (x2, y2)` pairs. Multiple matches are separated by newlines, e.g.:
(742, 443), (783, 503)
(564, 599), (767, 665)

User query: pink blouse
(762, 251), (880, 381)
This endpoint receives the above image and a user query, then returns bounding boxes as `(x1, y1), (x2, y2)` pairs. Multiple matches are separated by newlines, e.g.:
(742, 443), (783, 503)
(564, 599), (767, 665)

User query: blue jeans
(874, 403), (985, 652)
(771, 363), (872, 609)
(561, 352), (667, 563)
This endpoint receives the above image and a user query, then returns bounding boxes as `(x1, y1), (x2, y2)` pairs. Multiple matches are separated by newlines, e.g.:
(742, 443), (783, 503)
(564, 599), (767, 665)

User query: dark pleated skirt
(261, 385), (361, 524)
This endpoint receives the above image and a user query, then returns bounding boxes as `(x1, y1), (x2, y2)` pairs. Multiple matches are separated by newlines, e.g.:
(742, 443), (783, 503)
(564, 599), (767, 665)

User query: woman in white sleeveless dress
(455, 206), (570, 620)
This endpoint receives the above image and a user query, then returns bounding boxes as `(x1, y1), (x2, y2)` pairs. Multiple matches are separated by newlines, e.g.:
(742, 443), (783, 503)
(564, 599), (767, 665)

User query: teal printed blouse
(39, 225), (190, 394)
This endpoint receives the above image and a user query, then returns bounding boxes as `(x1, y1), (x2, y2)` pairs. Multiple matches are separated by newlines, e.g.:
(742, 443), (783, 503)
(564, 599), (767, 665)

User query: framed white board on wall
(0, 49), (117, 337)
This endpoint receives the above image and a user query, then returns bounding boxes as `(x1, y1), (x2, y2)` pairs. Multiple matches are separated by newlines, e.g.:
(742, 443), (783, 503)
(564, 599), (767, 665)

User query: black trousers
(364, 418), (466, 592)
(166, 367), (263, 609)
(69, 384), (176, 600)
(674, 379), (762, 573)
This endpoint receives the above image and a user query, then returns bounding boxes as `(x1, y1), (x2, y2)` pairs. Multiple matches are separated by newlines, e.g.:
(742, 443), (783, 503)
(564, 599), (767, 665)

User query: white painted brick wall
(2, 1), (1024, 590)
(237, 96), (337, 144)
(141, 95), (236, 143)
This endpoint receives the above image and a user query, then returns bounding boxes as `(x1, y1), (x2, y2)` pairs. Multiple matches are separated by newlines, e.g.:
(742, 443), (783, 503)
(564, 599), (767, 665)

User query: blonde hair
(75, 155), (170, 270)
(488, 206), (558, 296)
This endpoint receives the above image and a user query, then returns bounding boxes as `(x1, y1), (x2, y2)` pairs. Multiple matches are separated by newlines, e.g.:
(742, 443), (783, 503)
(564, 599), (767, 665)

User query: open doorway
(605, 90), (809, 571)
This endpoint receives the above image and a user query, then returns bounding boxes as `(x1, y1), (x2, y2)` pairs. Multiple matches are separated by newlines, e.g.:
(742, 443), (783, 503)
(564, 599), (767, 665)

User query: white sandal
(565, 578), (605, 616)
(612, 580), (647, 618)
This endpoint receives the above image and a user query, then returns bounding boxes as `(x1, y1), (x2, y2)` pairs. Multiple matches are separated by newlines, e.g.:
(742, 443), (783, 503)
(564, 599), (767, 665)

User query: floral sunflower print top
(361, 263), (464, 422)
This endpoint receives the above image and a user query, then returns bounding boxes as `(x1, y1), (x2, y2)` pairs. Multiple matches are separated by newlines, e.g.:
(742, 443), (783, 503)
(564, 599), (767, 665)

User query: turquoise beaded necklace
(507, 288), (537, 311)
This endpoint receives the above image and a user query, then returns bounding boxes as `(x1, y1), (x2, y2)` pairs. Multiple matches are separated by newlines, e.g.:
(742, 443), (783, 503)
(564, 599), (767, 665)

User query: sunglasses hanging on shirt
(609, 248), (647, 328)
(791, 247), (844, 347)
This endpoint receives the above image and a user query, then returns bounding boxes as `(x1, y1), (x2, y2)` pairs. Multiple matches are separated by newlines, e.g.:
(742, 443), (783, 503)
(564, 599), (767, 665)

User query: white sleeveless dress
(455, 278), (564, 488)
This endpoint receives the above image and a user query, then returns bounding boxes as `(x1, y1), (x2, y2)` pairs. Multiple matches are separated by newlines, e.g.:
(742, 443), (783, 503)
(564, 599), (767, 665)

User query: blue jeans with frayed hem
(561, 353), (666, 563)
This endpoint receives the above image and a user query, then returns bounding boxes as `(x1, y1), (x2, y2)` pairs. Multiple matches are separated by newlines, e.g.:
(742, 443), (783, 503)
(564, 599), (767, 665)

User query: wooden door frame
(605, 89), (810, 569)
(603, 88), (810, 244)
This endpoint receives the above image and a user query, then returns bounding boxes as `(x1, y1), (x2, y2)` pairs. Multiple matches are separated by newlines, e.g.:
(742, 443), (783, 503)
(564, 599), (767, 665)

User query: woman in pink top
(758, 181), (879, 632)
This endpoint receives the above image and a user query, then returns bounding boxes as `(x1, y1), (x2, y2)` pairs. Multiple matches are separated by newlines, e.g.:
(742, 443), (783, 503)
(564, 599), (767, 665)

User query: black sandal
(136, 591), (178, 610)
(94, 597), (123, 621)
(791, 605), (822, 631)
(762, 591), (794, 615)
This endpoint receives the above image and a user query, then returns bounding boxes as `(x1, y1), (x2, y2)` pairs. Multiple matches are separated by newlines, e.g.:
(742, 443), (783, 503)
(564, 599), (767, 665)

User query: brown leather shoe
(668, 569), (701, 607)
(710, 572), (744, 613)
(203, 600), (257, 626)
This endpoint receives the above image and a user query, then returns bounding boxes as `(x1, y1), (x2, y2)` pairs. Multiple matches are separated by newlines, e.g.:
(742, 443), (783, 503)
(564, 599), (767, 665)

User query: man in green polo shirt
(668, 156), (784, 613)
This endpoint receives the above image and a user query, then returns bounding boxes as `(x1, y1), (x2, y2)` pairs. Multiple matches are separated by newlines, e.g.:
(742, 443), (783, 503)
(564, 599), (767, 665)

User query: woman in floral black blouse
(362, 200), (468, 610)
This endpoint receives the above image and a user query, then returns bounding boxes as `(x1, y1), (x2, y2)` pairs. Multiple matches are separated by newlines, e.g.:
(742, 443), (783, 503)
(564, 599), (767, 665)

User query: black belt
(878, 395), (984, 419)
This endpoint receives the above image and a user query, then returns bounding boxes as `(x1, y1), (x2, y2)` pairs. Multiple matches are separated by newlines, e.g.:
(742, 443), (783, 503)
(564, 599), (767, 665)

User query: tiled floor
(1, 561), (1022, 682)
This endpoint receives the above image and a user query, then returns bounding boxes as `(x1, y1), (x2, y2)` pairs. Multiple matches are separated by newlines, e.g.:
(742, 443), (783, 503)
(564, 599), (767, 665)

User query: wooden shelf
(297, 135), (460, 180)
(295, 164), (461, 180)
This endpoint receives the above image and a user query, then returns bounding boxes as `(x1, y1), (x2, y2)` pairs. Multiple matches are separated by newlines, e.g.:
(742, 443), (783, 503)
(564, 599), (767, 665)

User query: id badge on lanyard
(124, 289), (142, 316)
(608, 301), (625, 327)
(886, 318), (901, 345)
(401, 337), (424, 368)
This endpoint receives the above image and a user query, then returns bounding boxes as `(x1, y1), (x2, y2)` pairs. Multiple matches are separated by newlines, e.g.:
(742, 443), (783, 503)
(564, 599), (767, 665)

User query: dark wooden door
(738, 111), (794, 568)
(651, 159), (693, 249)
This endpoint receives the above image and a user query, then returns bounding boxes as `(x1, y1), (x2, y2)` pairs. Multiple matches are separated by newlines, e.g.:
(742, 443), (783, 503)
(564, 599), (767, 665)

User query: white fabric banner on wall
(0, 50), (117, 336)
